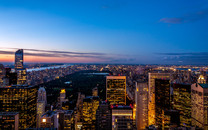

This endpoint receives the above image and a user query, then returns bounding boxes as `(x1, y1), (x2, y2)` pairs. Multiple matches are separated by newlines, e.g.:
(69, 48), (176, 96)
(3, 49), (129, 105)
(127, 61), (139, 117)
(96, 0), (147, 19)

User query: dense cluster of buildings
(1, 49), (208, 129)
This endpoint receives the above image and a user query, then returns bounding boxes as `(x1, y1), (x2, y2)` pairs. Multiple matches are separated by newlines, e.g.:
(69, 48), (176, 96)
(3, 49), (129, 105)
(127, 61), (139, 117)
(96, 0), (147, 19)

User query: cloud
(156, 52), (208, 64)
(0, 48), (136, 63)
(160, 18), (182, 24)
(0, 48), (110, 60)
(11, 48), (105, 56)
(160, 9), (208, 24)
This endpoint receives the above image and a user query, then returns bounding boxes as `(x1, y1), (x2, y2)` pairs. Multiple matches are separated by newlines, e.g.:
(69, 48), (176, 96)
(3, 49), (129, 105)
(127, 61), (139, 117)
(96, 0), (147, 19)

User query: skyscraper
(16, 68), (27, 85)
(15, 49), (23, 70)
(172, 83), (191, 127)
(82, 96), (99, 130)
(0, 85), (37, 129)
(135, 82), (148, 129)
(0, 64), (5, 86)
(38, 87), (47, 105)
(15, 49), (26, 85)
(96, 101), (112, 130)
(155, 79), (170, 128)
(191, 83), (208, 129)
(106, 76), (126, 105)
(56, 110), (74, 130)
(148, 73), (170, 125)
(112, 105), (133, 130)
(37, 87), (47, 128)
(40, 111), (58, 129)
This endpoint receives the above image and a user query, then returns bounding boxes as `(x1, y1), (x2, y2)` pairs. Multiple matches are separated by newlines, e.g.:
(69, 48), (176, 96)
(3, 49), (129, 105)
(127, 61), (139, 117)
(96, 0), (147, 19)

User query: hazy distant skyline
(0, 0), (208, 64)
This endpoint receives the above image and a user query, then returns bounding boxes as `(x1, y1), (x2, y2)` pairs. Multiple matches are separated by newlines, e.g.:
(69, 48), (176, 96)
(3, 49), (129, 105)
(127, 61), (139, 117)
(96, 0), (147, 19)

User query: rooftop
(41, 111), (56, 117)
(199, 83), (208, 88)
(0, 112), (19, 116)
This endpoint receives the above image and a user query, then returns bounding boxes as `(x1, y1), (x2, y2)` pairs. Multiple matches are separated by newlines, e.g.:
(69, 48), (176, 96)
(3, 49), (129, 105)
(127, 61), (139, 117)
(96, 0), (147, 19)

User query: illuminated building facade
(112, 105), (133, 130)
(14, 49), (26, 85)
(135, 82), (148, 129)
(74, 92), (85, 130)
(0, 85), (37, 129)
(172, 83), (191, 127)
(0, 112), (19, 130)
(96, 101), (112, 130)
(15, 49), (23, 70)
(38, 87), (47, 105)
(16, 68), (27, 85)
(37, 101), (45, 128)
(198, 75), (206, 84)
(191, 83), (208, 129)
(37, 87), (47, 128)
(57, 110), (74, 130)
(148, 73), (170, 125)
(106, 76), (126, 105)
(155, 79), (170, 128)
(0, 64), (5, 86)
(40, 111), (58, 129)
(82, 96), (99, 130)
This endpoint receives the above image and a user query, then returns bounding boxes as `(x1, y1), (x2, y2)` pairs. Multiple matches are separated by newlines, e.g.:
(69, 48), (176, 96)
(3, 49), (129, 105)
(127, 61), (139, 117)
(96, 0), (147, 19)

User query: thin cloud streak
(10, 48), (105, 56)
(156, 52), (208, 65)
(0, 48), (136, 63)
(160, 9), (208, 24)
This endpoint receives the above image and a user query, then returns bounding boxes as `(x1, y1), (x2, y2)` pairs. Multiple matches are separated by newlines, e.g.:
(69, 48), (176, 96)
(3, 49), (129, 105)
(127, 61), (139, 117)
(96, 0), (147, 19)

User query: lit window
(42, 118), (46, 122)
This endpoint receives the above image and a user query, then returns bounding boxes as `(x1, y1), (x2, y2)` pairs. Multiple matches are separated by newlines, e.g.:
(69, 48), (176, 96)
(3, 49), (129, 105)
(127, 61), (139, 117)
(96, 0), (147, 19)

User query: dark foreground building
(0, 85), (37, 129)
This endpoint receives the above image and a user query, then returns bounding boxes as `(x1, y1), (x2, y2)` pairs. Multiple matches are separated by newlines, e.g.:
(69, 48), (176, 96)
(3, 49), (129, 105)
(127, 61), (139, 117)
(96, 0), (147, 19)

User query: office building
(14, 49), (26, 85)
(37, 101), (45, 128)
(135, 82), (148, 129)
(163, 110), (180, 129)
(148, 73), (170, 125)
(172, 83), (191, 127)
(106, 76), (126, 105)
(56, 110), (74, 130)
(155, 79), (170, 128)
(112, 105), (133, 130)
(96, 101), (112, 130)
(82, 96), (99, 130)
(37, 87), (47, 128)
(58, 89), (68, 108)
(16, 68), (27, 85)
(15, 49), (23, 70)
(191, 83), (208, 129)
(0, 64), (5, 86)
(0, 85), (37, 129)
(40, 111), (58, 129)
(0, 112), (19, 130)
(38, 87), (47, 105)
(74, 92), (85, 130)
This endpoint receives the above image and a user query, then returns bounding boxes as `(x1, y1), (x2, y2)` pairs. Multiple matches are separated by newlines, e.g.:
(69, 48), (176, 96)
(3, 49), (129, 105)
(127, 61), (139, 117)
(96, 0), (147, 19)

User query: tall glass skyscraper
(15, 49), (23, 71)
(148, 73), (170, 125)
(15, 49), (26, 85)
(135, 82), (148, 129)
(172, 83), (191, 127)
(155, 79), (170, 128)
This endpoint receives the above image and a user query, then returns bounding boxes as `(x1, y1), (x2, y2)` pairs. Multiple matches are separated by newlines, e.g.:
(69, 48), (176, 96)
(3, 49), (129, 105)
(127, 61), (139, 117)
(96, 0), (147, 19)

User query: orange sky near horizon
(0, 54), (106, 63)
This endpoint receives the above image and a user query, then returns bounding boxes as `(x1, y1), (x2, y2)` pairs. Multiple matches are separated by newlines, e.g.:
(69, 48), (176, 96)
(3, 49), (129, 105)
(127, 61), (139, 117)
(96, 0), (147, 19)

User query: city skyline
(0, 0), (208, 64)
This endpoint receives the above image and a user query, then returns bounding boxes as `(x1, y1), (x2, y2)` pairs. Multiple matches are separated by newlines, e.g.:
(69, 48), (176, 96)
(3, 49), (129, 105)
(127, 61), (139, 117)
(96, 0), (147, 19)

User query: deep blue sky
(0, 0), (208, 64)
